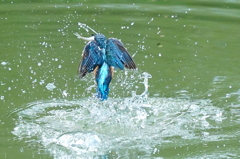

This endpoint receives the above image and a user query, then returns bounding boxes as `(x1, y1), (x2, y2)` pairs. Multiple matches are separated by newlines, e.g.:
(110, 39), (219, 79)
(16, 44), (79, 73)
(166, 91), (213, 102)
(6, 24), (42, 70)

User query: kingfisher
(74, 24), (137, 101)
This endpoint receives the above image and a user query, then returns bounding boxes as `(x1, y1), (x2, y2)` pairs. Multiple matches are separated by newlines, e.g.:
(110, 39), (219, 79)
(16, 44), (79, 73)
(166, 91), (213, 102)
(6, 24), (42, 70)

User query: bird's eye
(91, 34), (95, 36)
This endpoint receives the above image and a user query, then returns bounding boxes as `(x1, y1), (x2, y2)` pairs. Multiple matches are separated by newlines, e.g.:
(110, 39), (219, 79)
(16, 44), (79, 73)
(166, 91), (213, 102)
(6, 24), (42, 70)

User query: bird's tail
(96, 86), (109, 101)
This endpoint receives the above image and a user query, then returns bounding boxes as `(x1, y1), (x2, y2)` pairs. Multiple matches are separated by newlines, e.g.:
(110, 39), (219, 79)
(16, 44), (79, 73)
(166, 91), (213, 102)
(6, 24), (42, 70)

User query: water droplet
(147, 18), (154, 24)
(1, 62), (8, 66)
(46, 83), (56, 91)
(226, 94), (231, 98)
(62, 90), (68, 97)
(32, 79), (37, 83)
(21, 89), (26, 93)
(39, 80), (45, 85)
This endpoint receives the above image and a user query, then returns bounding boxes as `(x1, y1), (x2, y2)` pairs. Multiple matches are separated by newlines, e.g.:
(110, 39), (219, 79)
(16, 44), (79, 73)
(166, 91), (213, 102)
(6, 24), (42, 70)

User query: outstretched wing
(106, 38), (136, 70)
(78, 41), (104, 78)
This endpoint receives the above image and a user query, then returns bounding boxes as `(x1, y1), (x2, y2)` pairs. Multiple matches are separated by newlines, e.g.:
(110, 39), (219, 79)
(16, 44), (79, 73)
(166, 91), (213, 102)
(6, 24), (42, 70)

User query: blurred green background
(1, 0), (240, 158)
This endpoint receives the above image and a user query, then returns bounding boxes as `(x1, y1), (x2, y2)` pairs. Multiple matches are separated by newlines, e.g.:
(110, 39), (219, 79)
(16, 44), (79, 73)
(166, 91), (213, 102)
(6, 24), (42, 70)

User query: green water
(1, 0), (240, 158)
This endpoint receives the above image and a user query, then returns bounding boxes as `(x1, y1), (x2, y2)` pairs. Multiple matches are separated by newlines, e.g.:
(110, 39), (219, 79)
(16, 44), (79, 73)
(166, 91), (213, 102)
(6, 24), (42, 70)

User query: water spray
(77, 22), (99, 34)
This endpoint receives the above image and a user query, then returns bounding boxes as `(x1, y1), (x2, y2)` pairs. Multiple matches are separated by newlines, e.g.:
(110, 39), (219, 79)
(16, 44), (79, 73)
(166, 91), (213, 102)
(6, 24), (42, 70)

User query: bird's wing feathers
(79, 38), (136, 78)
(78, 41), (103, 78)
(106, 38), (136, 70)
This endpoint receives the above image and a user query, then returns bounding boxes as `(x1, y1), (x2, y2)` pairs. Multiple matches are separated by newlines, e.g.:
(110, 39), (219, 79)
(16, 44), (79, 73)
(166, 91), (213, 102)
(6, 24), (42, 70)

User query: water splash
(77, 22), (99, 34)
(10, 72), (224, 159)
(129, 72), (152, 105)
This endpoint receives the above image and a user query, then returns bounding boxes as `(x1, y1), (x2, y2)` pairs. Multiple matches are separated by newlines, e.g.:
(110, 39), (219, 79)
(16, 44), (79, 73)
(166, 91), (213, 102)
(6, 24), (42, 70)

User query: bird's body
(95, 62), (112, 100)
(75, 32), (136, 101)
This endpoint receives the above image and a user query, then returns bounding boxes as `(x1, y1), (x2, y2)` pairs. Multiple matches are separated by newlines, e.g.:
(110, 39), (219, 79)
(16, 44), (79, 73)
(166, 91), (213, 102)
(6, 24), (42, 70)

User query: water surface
(1, 0), (240, 158)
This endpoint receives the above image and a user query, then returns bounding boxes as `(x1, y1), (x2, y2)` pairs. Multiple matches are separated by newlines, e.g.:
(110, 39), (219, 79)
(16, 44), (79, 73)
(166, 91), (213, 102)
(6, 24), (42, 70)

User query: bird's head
(74, 33), (106, 49)
(94, 34), (106, 49)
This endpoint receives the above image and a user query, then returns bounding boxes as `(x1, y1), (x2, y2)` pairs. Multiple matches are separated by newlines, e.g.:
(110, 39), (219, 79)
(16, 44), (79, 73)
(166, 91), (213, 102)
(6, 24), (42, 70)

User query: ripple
(11, 96), (223, 158)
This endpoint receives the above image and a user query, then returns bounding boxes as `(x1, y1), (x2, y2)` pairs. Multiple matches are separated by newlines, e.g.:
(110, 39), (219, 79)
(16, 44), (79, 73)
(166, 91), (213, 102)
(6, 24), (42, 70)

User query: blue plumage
(77, 34), (136, 101)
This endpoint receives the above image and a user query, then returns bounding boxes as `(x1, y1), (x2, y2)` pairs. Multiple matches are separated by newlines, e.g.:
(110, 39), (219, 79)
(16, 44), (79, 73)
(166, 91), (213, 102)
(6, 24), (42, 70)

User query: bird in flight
(74, 23), (137, 101)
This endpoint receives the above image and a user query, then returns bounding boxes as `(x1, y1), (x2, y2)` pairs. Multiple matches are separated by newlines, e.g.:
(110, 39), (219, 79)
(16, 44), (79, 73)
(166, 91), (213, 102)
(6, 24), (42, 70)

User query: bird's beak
(74, 32), (94, 41)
